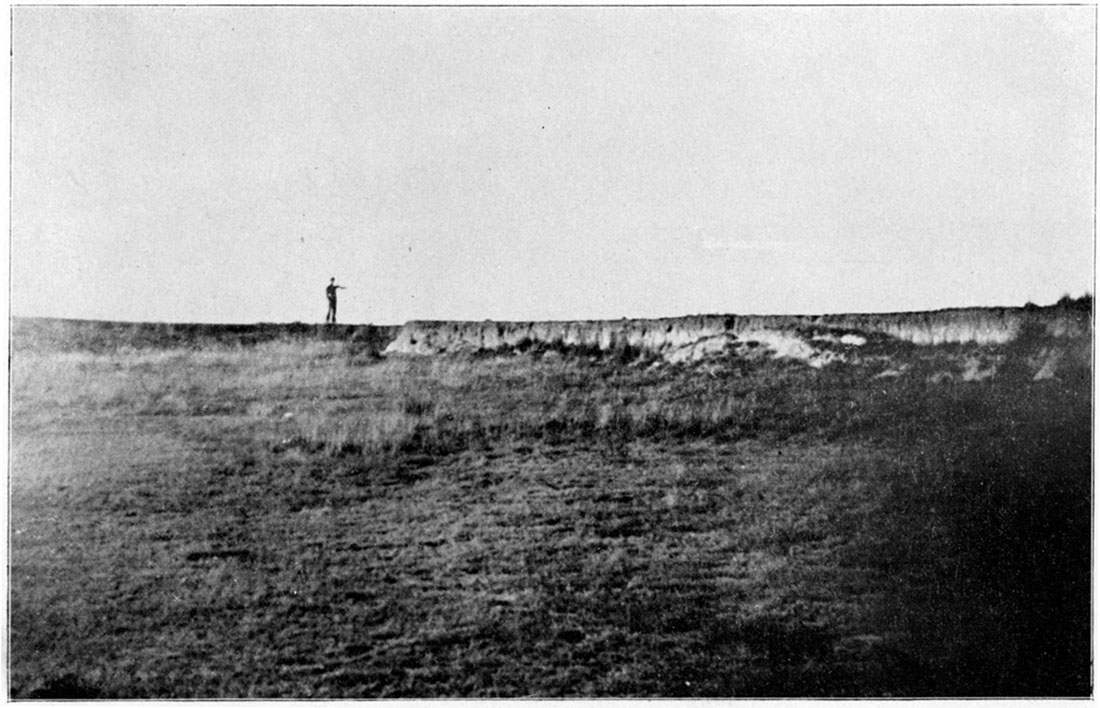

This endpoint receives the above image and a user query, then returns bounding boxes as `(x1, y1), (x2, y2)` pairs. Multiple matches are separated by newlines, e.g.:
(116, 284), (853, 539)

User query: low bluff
(384, 304), (1091, 367)
(11, 301), (1091, 376)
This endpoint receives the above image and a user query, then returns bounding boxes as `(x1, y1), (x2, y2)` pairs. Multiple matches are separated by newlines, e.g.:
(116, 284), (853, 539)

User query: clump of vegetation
(1055, 292), (1093, 311)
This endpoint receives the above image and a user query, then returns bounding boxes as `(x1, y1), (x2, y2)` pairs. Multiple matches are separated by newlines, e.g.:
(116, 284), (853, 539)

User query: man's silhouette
(325, 277), (346, 324)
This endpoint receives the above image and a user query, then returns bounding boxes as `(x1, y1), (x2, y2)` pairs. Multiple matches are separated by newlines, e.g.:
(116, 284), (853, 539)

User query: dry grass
(8, 333), (1091, 697)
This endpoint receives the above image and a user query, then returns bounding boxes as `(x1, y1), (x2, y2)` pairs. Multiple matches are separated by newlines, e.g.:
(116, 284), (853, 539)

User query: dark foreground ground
(8, 319), (1092, 697)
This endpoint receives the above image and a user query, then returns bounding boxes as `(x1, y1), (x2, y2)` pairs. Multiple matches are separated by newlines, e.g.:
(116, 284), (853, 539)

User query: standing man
(325, 277), (346, 324)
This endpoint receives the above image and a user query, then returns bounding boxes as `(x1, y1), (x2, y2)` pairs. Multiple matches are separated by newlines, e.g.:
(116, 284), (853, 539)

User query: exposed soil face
(8, 311), (1092, 697)
(383, 303), (1090, 359)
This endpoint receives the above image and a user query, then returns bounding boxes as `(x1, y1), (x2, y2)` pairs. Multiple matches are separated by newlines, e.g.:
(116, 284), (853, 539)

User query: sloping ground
(384, 305), (1088, 359)
(13, 303), (1088, 362)
(10, 318), (401, 354)
(381, 303), (1091, 379)
(12, 303), (1089, 381)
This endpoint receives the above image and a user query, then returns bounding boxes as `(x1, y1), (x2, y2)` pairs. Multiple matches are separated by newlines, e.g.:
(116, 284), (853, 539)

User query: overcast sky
(11, 6), (1095, 324)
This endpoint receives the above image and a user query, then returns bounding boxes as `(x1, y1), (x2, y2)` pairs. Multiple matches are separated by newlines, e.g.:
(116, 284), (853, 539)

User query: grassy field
(8, 331), (1091, 697)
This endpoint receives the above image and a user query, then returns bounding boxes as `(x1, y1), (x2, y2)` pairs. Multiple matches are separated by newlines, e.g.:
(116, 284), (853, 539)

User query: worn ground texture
(8, 305), (1092, 697)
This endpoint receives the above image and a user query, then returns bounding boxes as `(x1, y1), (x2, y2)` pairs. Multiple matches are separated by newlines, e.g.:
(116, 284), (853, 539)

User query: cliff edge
(382, 303), (1091, 379)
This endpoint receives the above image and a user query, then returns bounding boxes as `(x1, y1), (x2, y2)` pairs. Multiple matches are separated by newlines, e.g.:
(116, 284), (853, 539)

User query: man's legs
(327, 301), (337, 324)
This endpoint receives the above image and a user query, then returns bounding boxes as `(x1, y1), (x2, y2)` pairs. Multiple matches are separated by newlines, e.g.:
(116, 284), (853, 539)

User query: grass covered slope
(8, 327), (1091, 697)
(10, 317), (400, 354)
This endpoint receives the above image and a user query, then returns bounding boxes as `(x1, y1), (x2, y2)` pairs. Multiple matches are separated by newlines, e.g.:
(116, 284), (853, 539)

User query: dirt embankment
(383, 306), (1090, 362)
(11, 304), (1090, 375)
